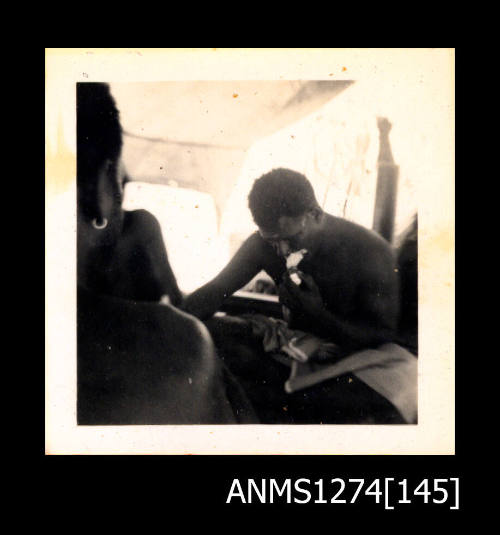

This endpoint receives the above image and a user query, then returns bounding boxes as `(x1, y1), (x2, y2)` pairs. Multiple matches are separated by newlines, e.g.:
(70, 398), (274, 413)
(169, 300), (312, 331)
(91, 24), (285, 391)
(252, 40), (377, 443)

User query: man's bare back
(95, 209), (183, 304)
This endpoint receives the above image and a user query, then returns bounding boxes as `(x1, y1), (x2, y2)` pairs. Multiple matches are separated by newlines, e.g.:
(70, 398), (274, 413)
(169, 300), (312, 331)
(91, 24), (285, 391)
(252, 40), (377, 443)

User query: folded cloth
(285, 343), (418, 424)
(243, 314), (341, 363)
(243, 315), (417, 424)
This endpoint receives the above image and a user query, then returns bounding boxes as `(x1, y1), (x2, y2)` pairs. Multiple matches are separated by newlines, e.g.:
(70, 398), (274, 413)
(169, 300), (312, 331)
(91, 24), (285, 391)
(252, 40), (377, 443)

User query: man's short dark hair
(248, 168), (320, 229)
(77, 82), (122, 218)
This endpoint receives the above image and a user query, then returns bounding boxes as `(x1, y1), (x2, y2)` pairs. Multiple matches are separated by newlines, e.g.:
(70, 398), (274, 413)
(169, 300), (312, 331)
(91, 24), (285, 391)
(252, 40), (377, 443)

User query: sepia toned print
(46, 48), (454, 454)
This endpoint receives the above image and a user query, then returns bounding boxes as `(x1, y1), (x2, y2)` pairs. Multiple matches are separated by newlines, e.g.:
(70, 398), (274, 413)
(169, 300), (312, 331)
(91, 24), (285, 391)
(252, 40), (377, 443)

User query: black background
(40, 47), (474, 523)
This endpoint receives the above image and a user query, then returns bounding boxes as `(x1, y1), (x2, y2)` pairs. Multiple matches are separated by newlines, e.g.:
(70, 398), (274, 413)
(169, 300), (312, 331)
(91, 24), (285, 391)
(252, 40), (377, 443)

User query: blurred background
(110, 80), (420, 293)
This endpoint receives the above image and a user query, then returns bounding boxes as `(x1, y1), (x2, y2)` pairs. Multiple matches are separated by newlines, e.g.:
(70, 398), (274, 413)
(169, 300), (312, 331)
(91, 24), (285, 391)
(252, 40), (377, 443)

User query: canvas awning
(110, 81), (353, 213)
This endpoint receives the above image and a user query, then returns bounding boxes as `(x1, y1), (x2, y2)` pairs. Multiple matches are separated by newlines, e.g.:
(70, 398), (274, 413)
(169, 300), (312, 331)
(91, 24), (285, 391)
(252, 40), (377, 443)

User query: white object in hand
(286, 249), (308, 285)
(286, 249), (308, 269)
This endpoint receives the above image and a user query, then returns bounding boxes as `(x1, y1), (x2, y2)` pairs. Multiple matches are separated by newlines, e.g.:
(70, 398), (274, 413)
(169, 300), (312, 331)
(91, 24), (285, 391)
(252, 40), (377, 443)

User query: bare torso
(260, 215), (399, 328)
(94, 210), (183, 304)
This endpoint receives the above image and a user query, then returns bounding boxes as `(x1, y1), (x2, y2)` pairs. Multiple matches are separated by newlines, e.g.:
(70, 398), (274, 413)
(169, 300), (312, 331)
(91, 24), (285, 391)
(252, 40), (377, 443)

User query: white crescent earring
(92, 217), (108, 230)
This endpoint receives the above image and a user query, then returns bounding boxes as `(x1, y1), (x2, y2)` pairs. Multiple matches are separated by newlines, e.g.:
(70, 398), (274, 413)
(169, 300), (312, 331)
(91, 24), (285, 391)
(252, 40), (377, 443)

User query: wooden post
(372, 117), (399, 243)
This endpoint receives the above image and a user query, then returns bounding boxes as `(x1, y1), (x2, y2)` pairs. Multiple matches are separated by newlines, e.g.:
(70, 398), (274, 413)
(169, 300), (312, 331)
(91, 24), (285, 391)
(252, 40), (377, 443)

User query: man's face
(259, 213), (315, 257)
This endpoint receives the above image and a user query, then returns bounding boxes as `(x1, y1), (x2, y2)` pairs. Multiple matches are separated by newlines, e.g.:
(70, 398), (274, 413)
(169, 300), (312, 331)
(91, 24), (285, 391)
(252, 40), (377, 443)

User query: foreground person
(76, 82), (255, 424)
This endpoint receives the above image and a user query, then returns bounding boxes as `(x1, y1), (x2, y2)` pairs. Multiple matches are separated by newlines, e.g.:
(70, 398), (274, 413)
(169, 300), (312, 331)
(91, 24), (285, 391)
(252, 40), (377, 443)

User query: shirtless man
(184, 168), (400, 355)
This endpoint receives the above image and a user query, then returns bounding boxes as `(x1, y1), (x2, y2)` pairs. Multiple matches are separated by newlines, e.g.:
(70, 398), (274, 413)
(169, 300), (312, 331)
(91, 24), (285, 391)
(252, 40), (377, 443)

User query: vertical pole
(372, 117), (399, 243)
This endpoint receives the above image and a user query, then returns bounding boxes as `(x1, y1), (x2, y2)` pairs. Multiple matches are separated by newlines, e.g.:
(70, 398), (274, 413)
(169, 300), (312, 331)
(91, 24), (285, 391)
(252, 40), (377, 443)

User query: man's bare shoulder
(123, 209), (161, 237)
(82, 289), (214, 358)
(234, 231), (275, 261)
(132, 301), (218, 377)
(319, 215), (397, 283)
(244, 230), (268, 249)
(139, 300), (214, 352)
(325, 214), (395, 256)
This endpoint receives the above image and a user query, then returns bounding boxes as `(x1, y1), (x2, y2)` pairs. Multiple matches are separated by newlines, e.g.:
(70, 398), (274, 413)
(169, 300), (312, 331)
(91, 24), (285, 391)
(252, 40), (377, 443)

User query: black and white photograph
(45, 49), (454, 454)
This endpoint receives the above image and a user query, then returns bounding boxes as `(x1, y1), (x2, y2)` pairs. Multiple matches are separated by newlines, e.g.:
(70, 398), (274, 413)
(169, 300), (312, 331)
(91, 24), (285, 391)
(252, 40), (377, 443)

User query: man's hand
(278, 279), (299, 311)
(281, 271), (325, 317)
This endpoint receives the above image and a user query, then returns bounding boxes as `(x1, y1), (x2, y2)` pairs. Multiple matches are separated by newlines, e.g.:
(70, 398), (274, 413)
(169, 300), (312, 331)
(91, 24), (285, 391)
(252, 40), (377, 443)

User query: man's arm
(128, 210), (184, 305)
(182, 232), (265, 320)
(142, 213), (184, 306)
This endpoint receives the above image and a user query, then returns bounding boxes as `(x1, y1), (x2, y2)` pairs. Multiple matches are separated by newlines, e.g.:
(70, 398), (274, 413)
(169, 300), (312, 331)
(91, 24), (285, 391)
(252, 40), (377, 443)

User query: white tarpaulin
(111, 81), (352, 214)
